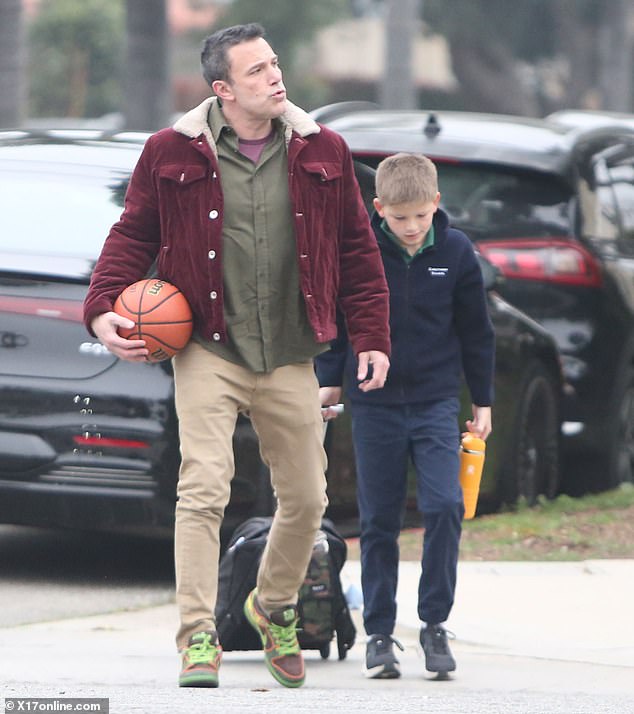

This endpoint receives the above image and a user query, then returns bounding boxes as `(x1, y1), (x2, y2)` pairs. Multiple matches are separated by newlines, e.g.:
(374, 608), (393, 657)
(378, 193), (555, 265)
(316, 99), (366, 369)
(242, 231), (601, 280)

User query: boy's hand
(465, 405), (492, 440)
(319, 386), (343, 421)
(357, 350), (390, 391)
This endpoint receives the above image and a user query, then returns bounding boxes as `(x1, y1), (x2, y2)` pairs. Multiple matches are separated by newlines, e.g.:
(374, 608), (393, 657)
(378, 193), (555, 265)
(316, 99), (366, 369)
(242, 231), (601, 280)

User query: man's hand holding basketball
(92, 312), (149, 362)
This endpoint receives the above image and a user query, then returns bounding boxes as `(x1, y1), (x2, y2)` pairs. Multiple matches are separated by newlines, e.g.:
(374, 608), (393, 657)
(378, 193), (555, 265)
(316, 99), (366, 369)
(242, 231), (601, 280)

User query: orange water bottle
(459, 433), (486, 519)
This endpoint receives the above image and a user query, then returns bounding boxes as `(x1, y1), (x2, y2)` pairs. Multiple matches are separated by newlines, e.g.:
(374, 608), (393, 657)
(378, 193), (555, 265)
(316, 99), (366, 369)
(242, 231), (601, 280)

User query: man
(83, 23), (390, 689)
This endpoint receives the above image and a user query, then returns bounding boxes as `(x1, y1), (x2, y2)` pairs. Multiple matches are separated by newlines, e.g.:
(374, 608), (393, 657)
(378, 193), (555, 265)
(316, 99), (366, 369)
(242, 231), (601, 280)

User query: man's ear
(373, 197), (385, 216)
(212, 79), (233, 102)
(433, 191), (441, 209)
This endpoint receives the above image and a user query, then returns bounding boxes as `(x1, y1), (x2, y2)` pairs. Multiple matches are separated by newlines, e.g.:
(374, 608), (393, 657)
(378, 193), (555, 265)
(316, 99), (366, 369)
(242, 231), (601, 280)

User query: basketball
(114, 279), (193, 362)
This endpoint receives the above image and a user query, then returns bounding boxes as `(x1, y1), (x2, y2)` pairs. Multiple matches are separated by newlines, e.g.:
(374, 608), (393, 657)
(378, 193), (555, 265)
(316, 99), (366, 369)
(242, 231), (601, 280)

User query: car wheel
(605, 366), (634, 488)
(502, 363), (560, 506)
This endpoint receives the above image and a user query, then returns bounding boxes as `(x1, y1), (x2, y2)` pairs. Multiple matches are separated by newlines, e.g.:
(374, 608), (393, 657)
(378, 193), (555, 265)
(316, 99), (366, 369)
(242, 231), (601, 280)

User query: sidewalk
(3, 559), (634, 713)
(344, 558), (634, 667)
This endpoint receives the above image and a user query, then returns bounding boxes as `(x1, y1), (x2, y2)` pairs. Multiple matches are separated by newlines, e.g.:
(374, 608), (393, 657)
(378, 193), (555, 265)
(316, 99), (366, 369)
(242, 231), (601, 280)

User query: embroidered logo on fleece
(428, 267), (448, 277)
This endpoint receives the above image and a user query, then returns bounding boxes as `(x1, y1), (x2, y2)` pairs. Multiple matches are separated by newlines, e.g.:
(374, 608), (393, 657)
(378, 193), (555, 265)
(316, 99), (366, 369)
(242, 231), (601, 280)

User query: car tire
(502, 362), (560, 506)
(604, 365), (634, 488)
(564, 364), (634, 495)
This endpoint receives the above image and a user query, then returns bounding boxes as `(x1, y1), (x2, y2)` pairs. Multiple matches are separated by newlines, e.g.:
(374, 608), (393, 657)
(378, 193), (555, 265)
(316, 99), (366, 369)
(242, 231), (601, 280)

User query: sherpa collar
(172, 96), (320, 155)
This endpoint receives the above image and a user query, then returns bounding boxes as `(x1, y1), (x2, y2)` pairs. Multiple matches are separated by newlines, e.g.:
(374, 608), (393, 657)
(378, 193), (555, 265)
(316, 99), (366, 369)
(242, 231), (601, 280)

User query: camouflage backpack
(297, 523), (356, 659)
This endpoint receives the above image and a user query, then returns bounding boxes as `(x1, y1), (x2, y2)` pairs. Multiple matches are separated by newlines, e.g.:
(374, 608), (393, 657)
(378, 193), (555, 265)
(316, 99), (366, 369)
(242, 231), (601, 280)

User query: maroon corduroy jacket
(83, 98), (390, 358)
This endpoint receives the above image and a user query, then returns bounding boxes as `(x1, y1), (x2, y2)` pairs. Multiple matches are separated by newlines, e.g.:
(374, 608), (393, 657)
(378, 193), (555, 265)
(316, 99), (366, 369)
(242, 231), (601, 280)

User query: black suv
(315, 104), (634, 492)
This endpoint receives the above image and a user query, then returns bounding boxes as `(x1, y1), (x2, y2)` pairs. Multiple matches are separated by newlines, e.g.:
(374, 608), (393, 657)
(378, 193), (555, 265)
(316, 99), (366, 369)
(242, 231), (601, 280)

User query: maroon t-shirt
(238, 128), (276, 163)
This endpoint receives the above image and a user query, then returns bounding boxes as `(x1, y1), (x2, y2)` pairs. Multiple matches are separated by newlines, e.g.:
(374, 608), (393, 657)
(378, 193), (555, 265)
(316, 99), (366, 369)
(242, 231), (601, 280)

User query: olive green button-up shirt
(195, 102), (323, 373)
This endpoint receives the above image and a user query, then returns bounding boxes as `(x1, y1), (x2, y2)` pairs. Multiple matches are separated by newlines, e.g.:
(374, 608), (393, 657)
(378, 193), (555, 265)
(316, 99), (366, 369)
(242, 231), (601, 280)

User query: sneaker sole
(363, 664), (401, 679)
(422, 653), (456, 674)
(178, 672), (219, 688)
(244, 593), (305, 689)
(425, 664), (456, 673)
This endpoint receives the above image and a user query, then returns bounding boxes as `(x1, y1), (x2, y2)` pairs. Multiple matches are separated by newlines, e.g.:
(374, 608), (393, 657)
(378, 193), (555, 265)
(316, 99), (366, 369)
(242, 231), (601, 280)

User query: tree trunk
(0, 0), (25, 127)
(380, 0), (417, 109)
(598, 0), (634, 112)
(124, 0), (171, 131)
(448, 39), (538, 116)
(552, 0), (600, 110)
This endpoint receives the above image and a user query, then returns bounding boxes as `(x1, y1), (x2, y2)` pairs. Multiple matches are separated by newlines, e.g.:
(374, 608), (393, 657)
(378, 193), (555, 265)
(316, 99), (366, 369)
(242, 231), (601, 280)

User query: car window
(0, 165), (129, 259)
(351, 153), (572, 238)
(434, 163), (571, 237)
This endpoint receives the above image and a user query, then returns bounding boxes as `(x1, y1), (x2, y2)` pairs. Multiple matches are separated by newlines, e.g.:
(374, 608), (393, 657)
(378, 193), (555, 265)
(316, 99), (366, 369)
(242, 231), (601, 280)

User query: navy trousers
(351, 398), (464, 635)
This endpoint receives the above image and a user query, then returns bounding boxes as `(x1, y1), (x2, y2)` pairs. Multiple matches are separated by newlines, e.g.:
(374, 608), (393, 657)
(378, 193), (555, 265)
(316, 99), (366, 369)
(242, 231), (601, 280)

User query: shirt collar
(208, 99), (232, 143)
(381, 218), (435, 262)
(208, 99), (283, 144)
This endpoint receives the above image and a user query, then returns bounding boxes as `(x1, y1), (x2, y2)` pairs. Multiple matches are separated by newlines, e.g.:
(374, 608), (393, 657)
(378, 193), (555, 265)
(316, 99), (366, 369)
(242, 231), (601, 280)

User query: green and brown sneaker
(244, 588), (305, 688)
(178, 630), (222, 688)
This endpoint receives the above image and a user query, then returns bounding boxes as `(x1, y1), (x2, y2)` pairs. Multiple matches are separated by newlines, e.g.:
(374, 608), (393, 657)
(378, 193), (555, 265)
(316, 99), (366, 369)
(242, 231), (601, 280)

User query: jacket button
(212, 332), (220, 341)
(208, 250), (216, 259)
(210, 291), (217, 299)
(209, 210), (219, 219)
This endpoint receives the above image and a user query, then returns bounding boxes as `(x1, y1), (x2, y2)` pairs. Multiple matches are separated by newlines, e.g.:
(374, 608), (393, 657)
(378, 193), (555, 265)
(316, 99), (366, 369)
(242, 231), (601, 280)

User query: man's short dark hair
(201, 23), (266, 87)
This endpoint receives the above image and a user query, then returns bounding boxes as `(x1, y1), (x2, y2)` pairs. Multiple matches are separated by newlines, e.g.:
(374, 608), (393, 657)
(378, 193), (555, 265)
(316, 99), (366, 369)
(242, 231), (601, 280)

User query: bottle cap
(461, 433), (486, 452)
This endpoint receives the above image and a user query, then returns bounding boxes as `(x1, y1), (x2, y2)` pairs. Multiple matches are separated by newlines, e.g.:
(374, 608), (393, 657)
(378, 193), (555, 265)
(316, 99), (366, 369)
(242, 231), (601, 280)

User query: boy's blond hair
(375, 152), (438, 206)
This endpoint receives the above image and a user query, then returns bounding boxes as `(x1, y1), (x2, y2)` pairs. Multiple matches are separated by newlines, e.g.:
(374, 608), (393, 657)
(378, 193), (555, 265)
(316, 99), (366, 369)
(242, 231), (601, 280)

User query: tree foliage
(423, 0), (557, 62)
(28, 0), (124, 118)
(422, 0), (634, 114)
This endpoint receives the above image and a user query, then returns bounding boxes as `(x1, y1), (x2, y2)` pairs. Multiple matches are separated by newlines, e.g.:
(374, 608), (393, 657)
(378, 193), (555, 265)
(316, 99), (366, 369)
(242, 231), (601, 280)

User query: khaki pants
(172, 342), (328, 647)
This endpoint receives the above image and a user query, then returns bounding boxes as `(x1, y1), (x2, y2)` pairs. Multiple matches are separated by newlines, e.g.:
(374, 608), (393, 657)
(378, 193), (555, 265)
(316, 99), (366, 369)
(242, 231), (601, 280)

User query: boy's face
(373, 194), (441, 255)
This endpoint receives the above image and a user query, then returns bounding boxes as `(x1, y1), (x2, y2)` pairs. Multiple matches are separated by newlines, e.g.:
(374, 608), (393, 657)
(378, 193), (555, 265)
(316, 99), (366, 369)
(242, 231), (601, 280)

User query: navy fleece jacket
(315, 208), (495, 406)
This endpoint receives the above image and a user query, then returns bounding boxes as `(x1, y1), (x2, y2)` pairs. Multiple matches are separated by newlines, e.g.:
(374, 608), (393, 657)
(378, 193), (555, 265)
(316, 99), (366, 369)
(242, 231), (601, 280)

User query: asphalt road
(1, 525), (633, 714)
(0, 525), (175, 627)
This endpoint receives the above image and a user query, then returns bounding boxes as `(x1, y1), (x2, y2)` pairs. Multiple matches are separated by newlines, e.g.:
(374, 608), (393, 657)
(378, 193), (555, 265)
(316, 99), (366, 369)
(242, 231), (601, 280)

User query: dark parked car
(0, 129), (563, 540)
(313, 103), (634, 493)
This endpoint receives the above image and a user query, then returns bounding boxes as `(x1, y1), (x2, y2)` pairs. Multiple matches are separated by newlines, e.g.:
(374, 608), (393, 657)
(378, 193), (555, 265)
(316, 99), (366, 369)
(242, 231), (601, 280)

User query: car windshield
(435, 163), (572, 237)
(0, 164), (128, 260)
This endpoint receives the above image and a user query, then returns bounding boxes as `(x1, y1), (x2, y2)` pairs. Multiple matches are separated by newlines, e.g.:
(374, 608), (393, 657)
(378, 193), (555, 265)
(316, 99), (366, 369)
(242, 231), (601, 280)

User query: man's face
(217, 37), (287, 121)
(373, 195), (440, 255)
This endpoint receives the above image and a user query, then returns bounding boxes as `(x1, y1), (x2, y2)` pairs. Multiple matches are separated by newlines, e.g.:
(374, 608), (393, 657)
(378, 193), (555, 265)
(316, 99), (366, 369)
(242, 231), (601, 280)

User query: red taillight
(73, 436), (149, 449)
(478, 239), (602, 287)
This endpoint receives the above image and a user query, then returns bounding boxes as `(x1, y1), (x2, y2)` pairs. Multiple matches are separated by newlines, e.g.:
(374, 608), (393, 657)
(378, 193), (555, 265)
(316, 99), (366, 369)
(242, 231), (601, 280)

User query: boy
(317, 153), (494, 678)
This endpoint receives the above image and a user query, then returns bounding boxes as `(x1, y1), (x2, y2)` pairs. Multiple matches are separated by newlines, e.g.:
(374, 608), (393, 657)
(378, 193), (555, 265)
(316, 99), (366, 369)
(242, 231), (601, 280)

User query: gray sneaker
(363, 634), (404, 679)
(420, 623), (456, 674)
